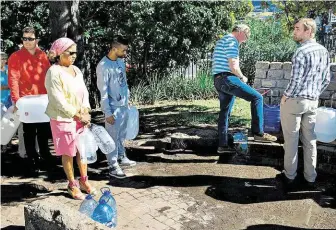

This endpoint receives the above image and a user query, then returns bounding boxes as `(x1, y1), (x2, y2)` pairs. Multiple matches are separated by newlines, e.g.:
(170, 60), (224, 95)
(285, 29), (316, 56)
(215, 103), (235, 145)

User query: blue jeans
(105, 106), (129, 166)
(214, 75), (264, 146)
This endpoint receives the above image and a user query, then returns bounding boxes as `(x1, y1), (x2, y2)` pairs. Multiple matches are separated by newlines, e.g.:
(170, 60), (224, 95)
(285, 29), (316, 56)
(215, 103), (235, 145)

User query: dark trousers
(214, 74), (264, 146)
(22, 122), (52, 164)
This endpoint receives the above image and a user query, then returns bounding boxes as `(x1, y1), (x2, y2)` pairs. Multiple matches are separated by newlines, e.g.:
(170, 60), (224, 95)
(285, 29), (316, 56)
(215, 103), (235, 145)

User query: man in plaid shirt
(280, 18), (331, 189)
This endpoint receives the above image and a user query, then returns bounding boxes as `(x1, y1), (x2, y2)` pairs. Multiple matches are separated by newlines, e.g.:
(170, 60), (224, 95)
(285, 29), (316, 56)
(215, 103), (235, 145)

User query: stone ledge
(25, 197), (109, 230)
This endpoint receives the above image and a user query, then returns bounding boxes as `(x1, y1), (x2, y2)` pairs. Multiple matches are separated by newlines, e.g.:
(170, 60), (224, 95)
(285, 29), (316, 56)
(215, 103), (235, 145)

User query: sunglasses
(64, 51), (77, 56)
(22, 37), (36, 41)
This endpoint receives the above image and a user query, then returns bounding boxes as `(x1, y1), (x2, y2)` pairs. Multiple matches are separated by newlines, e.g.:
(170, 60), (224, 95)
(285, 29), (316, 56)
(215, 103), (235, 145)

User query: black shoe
(217, 146), (235, 154)
(298, 179), (318, 191)
(276, 173), (296, 191)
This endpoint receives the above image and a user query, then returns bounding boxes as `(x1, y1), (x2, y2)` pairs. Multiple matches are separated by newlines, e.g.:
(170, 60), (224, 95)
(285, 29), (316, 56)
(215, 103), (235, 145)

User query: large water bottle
(79, 194), (98, 218)
(75, 128), (98, 164)
(125, 106), (139, 140)
(315, 107), (336, 143)
(90, 124), (116, 155)
(91, 199), (115, 228)
(233, 132), (248, 154)
(263, 104), (281, 133)
(99, 187), (117, 227)
(1, 106), (21, 145)
(16, 94), (50, 123)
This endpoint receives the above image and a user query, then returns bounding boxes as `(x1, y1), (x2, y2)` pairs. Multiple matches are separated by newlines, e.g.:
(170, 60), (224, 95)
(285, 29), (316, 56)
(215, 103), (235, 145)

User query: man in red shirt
(8, 27), (52, 175)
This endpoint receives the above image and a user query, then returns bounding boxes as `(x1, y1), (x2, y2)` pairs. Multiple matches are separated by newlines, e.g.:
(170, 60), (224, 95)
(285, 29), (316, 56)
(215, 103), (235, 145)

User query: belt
(214, 72), (236, 78)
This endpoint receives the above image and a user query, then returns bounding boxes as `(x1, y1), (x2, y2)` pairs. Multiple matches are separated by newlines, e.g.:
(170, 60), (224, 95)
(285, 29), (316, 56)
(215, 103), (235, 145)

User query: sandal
(79, 176), (97, 195)
(68, 180), (86, 200)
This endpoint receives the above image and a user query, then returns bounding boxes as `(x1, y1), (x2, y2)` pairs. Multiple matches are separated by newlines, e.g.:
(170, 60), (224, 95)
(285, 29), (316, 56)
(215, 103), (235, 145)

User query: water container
(263, 104), (281, 133)
(1, 106), (20, 145)
(233, 132), (248, 154)
(125, 106), (139, 140)
(79, 194), (98, 218)
(76, 128), (98, 164)
(16, 94), (50, 123)
(315, 107), (336, 143)
(91, 199), (115, 227)
(90, 124), (116, 154)
(99, 187), (117, 227)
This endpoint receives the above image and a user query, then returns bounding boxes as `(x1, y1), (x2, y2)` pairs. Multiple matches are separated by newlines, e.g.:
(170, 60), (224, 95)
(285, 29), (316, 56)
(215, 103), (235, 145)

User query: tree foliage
(272, 1), (336, 31)
(1, 1), (253, 108)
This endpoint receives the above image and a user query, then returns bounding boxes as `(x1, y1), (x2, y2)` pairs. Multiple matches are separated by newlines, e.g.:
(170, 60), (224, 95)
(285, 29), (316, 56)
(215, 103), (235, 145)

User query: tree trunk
(48, 1), (97, 108)
(48, 1), (80, 42)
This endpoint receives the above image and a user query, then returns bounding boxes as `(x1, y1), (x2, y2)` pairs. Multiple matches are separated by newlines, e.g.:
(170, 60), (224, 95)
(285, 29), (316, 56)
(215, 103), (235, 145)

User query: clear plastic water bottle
(125, 106), (139, 140)
(91, 199), (115, 228)
(89, 124), (116, 155)
(75, 128), (98, 164)
(79, 194), (98, 218)
(99, 187), (117, 227)
(233, 132), (248, 154)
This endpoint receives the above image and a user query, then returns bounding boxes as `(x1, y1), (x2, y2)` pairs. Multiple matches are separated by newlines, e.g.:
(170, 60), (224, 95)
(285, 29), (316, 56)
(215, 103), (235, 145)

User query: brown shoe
(79, 176), (97, 195)
(254, 133), (277, 142)
(68, 180), (85, 200)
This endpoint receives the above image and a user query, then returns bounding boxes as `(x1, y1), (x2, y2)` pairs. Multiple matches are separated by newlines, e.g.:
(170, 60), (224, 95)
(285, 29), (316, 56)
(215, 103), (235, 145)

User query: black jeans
(22, 122), (52, 164)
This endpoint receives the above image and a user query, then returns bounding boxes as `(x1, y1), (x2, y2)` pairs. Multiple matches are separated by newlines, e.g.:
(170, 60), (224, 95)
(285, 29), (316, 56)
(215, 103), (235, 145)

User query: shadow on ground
(245, 225), (335, 230)
(1, 226), (25, 230)
(108, 174), (336, 209)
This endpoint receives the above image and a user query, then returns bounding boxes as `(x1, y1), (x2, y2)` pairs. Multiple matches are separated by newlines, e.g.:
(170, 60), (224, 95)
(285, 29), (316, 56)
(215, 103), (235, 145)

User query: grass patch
(138, 98), (251, 128)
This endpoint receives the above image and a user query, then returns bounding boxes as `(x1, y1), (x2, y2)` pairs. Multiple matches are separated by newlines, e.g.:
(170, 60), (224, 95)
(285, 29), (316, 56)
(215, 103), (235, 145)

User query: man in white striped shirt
(280, 18), (331, 188)
(212, 24), (277, 155)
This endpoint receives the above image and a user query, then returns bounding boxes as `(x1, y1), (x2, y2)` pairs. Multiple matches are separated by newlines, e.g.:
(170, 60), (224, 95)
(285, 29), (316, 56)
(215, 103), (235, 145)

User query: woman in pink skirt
(45, 38), (97, 200)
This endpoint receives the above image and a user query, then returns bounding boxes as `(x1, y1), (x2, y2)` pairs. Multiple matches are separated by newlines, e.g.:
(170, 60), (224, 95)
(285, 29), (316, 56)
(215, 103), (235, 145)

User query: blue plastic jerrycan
(79, 194), (98, 218)
(99, 187), (117, 227)
(91, 199), (115, 227)
(233, 132), (248, 154)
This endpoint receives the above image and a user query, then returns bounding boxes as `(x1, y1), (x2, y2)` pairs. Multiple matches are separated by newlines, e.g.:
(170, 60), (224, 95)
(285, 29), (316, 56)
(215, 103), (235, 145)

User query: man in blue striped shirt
(213, 24), (277, 155)
(280, 18), (330, 188)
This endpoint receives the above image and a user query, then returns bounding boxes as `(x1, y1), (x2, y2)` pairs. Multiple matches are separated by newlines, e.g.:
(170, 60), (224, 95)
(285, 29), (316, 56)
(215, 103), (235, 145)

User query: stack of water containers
(79, 187), (117, 228)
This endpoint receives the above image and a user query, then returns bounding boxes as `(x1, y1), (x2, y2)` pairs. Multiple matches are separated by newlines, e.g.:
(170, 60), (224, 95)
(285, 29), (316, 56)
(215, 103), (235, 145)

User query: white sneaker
(108, 165), (126, 179)
(118, 155), (136, 167)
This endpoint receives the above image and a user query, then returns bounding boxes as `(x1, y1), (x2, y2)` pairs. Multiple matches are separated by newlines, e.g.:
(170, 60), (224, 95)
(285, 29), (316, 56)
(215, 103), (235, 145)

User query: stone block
(261, 80), (277, 88)
(326, 80), (336, 91)
(255, 61), (270, 70)
(266, 89), (280, 97)
(284, 70), (292, 79)
(24, 197), (109, 230)
(267, 70), (284, 79)
(277, 79), (290, 89)
(253, 79), (262, 88)
(320, 91), (331, 100)
(330, 63), (336, 72)
(255, 69), (267, 79)
(283, 62), (292, 70)
(270, 62), (283, 70)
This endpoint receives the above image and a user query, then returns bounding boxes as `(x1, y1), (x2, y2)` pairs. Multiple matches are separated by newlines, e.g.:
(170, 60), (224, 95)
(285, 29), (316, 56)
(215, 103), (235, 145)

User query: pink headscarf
(49, 37), (75, 56)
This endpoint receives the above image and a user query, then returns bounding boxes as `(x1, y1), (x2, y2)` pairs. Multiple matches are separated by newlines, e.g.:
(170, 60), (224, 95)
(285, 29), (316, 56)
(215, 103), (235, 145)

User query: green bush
(130, 69), (217, 105)
(240, 18), (297, 83)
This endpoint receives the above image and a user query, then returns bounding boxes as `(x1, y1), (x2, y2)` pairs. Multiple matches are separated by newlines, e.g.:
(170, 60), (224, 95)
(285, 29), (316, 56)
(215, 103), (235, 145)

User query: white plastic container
(1, 106), (21, 145)
(315, 107), (336, 143)
(125, 106), (139, 140)
(75, 128), (98, 164)
(16, 94), (50, 123)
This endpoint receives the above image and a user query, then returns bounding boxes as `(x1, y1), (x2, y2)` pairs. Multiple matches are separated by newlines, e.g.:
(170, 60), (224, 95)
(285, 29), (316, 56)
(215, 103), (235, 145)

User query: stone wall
(253, 61), (336, 107)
